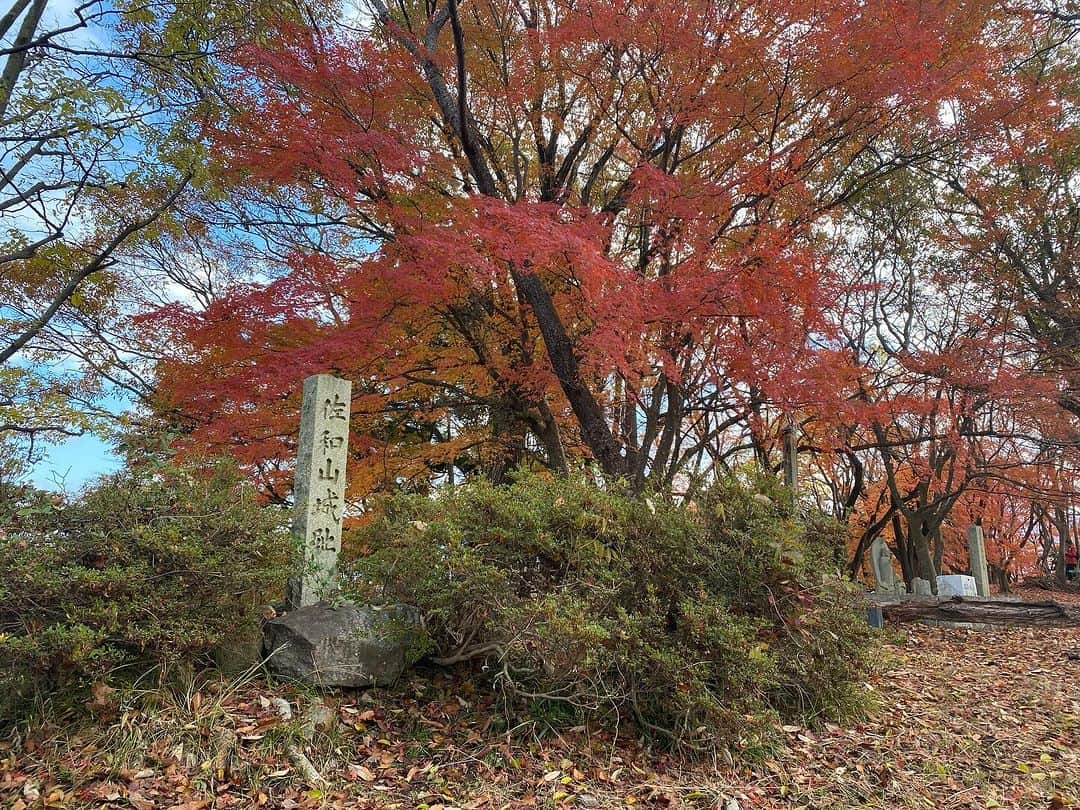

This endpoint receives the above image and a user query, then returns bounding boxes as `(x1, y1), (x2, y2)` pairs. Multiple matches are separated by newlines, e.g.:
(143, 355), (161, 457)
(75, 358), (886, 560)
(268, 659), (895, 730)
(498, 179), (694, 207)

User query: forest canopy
(3, 0), (1080, 590)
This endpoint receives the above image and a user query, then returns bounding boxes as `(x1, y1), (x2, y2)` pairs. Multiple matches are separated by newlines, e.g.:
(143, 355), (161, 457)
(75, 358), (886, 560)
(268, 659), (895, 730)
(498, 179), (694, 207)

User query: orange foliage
(147, 0), (1047, 498)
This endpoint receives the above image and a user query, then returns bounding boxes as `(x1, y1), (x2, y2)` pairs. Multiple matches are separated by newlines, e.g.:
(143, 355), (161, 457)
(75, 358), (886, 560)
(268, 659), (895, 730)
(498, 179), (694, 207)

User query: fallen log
(871, 596), (1080, 627)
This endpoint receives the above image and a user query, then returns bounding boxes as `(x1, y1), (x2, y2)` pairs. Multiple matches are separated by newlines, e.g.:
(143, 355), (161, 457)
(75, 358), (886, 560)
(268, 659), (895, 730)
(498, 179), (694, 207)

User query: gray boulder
(262, 602), (419, 688)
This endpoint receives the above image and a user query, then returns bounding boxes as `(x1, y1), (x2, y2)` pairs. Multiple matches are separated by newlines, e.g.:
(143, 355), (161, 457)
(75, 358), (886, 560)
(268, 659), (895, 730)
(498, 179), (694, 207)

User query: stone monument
(870, 537), (902, 595)
(966, 524), (991, 597)
(911, 577), (932, 596)
(265, 374), (420, 689)
(286, 374), (352, 611)
(936, 574), (977, 597)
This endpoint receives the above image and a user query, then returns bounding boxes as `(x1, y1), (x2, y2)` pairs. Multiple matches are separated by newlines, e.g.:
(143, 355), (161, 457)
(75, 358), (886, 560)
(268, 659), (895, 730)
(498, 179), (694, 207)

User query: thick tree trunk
(990, 564), (1010, 593)
(534, 402), (568, 473)
(513, 273), (626, 477)
(911, 525), (939, 594)
(485, 407), (527, 484)
(932, 525), (945, 575)
(893, 515), (913, 586)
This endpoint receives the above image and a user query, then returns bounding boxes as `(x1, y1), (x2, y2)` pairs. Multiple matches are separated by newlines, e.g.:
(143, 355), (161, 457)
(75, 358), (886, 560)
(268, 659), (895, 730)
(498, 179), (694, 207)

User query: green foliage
(344, 472), (875, 754)
(0, 458), (290, 722)
(0, 366), (105, 475)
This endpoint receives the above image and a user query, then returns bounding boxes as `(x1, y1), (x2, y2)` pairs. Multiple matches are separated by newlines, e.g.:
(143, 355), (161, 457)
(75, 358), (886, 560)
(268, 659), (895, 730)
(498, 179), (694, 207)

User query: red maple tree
(150, 0), (1046, 497)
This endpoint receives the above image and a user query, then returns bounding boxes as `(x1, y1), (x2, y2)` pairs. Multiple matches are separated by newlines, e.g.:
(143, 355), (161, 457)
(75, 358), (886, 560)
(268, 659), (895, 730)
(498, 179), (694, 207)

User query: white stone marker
(966, 524), (991, 597)
(286, 374), (351, 610)
(936, 574), (977, 597)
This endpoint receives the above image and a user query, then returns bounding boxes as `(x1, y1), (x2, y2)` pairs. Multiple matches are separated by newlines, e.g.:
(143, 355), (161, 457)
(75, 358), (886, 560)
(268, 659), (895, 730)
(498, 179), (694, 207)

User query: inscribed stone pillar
(966, 524), (991, 597)
(286, 374), (351, 610)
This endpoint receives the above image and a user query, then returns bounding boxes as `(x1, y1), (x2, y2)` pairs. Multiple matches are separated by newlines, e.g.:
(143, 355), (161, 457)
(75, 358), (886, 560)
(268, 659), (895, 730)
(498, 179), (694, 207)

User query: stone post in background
(782, 417), (798, 494)
(286, 374), (351, 611)
(966, 524), (991, 597)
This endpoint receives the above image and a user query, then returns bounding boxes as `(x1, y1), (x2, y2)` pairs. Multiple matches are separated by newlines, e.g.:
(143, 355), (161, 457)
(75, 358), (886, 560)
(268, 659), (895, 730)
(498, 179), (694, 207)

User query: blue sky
(4, 0), (122, 493)
(28, 386), (128, 493)
(33, 432), (121, 492)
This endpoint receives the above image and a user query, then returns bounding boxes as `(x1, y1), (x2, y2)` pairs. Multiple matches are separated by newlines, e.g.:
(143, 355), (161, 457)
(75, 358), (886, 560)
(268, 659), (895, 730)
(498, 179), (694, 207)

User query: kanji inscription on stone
(286, 374), (351, 610)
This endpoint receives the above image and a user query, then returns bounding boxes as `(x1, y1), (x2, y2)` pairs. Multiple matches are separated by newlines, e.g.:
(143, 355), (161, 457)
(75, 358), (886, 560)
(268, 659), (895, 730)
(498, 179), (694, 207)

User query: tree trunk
(991, 564), (1010, 593)
(534, 402), (568, 473)
(932, 525), (945, 575)
(513, 273), (626, 477)
(911, 524), (939, 594)
(893, 515), (913, 587)
(1054, 505), (1070, 585)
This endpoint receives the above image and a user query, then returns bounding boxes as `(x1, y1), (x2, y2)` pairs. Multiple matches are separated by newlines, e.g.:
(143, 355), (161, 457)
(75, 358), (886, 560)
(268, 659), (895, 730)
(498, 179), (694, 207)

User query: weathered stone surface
(937, 574), (978, 597)
(286, 374), (352, 611)
(263, 602), (419, 688)
(911, 577), (932, 596)
(870, 537), (900, 594)
(967, 525), (991, 597)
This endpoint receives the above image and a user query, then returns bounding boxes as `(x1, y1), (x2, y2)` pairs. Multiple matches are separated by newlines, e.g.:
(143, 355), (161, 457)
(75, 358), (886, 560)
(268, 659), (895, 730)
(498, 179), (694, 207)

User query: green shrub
(0, 458), (290, 721)
(343, 471), (875, 754)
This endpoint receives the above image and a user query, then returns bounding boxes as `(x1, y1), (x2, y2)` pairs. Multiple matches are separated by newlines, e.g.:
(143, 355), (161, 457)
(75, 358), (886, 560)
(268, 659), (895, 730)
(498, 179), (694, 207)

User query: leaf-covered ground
(2, 620), (1078, 809)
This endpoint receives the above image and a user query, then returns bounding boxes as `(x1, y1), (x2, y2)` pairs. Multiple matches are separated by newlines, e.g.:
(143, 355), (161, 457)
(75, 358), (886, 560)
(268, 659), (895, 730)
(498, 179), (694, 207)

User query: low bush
(344, 471), (875, 754)
(0, 458), (290, 722)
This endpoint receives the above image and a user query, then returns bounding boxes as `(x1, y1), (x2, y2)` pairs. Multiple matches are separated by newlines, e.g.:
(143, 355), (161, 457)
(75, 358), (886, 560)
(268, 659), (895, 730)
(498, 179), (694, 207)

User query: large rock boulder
(262, 602), (419, 688)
